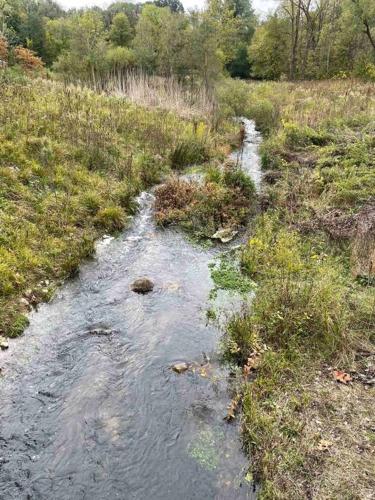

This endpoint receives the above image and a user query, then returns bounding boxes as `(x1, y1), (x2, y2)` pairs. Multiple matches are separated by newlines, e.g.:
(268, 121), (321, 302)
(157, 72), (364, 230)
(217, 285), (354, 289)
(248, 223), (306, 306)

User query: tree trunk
(290, 0), (301, 80)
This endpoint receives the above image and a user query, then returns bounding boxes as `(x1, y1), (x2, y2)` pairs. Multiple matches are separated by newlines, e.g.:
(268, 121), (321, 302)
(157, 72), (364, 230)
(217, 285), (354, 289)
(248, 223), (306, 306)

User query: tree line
(0, 0), (374, 83)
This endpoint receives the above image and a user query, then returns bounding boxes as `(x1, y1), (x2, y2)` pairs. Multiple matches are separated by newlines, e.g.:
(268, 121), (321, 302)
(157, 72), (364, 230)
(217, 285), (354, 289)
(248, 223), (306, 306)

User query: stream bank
(0, 120), (261, 499)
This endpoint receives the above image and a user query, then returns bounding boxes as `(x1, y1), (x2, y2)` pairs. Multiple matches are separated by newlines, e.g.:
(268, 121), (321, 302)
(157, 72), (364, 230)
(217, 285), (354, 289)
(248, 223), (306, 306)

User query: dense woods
(0, 0), (374, 84)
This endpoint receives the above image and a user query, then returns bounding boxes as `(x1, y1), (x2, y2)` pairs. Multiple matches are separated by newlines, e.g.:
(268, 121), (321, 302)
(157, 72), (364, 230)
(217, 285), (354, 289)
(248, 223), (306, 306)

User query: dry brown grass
(93, 71), (216, 120)
(266, 370), (375, 500)
(247, 79), (375, 129)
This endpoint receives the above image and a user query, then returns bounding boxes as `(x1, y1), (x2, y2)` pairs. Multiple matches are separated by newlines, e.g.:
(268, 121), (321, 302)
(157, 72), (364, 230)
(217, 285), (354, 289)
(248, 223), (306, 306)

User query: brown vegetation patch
(352, 202), (375, 279)
(154, 167), (256, 238)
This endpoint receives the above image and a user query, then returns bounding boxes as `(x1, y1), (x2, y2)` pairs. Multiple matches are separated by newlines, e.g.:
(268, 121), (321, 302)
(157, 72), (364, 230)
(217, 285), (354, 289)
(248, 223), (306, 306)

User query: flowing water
(0, 119), (261, 500)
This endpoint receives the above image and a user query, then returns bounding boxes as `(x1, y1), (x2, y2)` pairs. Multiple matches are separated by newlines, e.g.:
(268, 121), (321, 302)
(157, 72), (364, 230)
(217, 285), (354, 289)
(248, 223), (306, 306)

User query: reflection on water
(0, 120), (261, 500)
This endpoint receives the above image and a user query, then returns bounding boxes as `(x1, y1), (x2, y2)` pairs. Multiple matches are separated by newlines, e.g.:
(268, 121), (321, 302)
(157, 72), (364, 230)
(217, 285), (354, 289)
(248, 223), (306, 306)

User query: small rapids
(0, 119), (261, 500)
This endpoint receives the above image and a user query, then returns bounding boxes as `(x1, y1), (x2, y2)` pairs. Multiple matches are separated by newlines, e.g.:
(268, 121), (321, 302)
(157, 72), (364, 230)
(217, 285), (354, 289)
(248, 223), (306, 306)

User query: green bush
(216, 78), (252, 118)
(284, 122), (332, 147)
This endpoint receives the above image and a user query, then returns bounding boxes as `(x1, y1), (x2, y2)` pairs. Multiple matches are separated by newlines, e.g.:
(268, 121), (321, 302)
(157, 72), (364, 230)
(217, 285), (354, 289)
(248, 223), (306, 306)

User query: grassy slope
(223, 80), (375, 499)
(0, 73), (228, 338)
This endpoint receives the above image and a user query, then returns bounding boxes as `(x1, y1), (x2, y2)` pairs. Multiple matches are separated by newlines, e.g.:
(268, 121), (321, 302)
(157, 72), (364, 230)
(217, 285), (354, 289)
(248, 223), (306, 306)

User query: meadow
(222, 79), (375, 499)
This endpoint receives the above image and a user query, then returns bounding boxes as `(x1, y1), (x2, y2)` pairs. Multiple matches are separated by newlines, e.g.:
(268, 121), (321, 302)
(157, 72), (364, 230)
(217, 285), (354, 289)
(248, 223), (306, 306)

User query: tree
(133, 4), (167, 72)
(104, 2), (141, 30)
(350, 0), (375, 53)
(187, 11), (224, 88)
(45, 17), (72, 65)
(248, 15), (289, 79)
(154, 0), (184, 13)
(206, 0), (256, 78)
(109, 12), (132, 46)
(53, 11), (108, 83)
(133, 4), (190, 75)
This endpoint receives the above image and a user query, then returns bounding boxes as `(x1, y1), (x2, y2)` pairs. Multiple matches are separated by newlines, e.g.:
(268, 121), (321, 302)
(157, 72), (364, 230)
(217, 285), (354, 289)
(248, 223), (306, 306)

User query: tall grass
(59, 70), (217, 120)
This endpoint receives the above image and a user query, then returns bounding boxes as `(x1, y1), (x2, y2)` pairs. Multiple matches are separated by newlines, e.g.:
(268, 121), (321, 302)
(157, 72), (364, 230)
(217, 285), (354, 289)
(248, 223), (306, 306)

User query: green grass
(219, 79), (375, 499)
(209, 255), (255, 299)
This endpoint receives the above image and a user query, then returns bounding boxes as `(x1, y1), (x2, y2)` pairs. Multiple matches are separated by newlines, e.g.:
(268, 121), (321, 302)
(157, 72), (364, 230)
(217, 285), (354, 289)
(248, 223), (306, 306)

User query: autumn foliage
(0, 36), (8, 62)
(14, 46), (44, 71)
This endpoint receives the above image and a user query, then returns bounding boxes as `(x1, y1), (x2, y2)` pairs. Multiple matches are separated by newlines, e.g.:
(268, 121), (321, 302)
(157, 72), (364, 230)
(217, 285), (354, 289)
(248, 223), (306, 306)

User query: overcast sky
(57, 0), (279, 15)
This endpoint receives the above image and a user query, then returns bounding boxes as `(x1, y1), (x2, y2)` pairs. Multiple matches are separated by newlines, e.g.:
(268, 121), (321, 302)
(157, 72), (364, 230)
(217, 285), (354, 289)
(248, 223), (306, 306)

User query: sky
(57, 0), (279, 15)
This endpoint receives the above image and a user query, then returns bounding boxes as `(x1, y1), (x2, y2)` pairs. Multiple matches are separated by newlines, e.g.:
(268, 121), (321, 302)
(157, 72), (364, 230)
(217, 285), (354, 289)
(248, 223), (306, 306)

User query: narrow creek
(0, 119), (261, 500)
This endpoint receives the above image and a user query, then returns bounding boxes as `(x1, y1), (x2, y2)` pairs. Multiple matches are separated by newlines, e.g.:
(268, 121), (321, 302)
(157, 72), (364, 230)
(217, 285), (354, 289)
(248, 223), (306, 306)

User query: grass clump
(154, 164), (256, 239)
(170, 137), (210, 169)
(240, 215), (351, 354)
(95, 206), (126, 231)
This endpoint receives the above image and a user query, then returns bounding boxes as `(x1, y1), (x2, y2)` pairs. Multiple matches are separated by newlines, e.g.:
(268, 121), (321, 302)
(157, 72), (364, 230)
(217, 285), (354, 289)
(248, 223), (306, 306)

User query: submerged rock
(89, 328), (113, 336)
(211, 228), (238, 244)
(131, 277), (154, 294)
(0, 337), (9, 350)
(172, 362), (189, 374)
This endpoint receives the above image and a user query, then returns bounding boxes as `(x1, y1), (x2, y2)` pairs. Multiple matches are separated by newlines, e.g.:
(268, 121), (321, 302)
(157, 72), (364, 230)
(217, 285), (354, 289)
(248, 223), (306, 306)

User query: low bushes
(216, 78), (279, 134)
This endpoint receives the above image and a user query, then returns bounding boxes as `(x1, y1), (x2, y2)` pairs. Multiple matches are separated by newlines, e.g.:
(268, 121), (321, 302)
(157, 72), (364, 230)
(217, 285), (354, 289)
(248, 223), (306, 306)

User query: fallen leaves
(243, 353), (261, 376)
(317, 439), (333, 451)
(332, 370), (352, 384)
(224, 394), (241, 422)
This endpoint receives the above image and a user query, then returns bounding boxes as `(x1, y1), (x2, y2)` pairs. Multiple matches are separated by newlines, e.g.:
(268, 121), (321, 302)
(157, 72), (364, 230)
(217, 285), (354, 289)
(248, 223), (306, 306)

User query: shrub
(284, 122), (332, 147)
(106, 46), (136, 71)
(154, 170), (254, 238)
(216, 78), (251, 118)
(14, 47), (44, 72)
(223, 167), (255, 198)
(0, 36), (8, 62)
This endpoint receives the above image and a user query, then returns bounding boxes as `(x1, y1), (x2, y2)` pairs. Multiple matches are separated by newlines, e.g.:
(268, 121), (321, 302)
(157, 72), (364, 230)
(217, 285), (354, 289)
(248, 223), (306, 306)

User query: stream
(0, 119), (262, 500)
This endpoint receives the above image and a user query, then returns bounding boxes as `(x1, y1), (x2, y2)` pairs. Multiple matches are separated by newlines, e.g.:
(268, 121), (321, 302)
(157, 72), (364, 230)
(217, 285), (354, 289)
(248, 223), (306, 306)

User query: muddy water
(0, 120), (261, 500)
